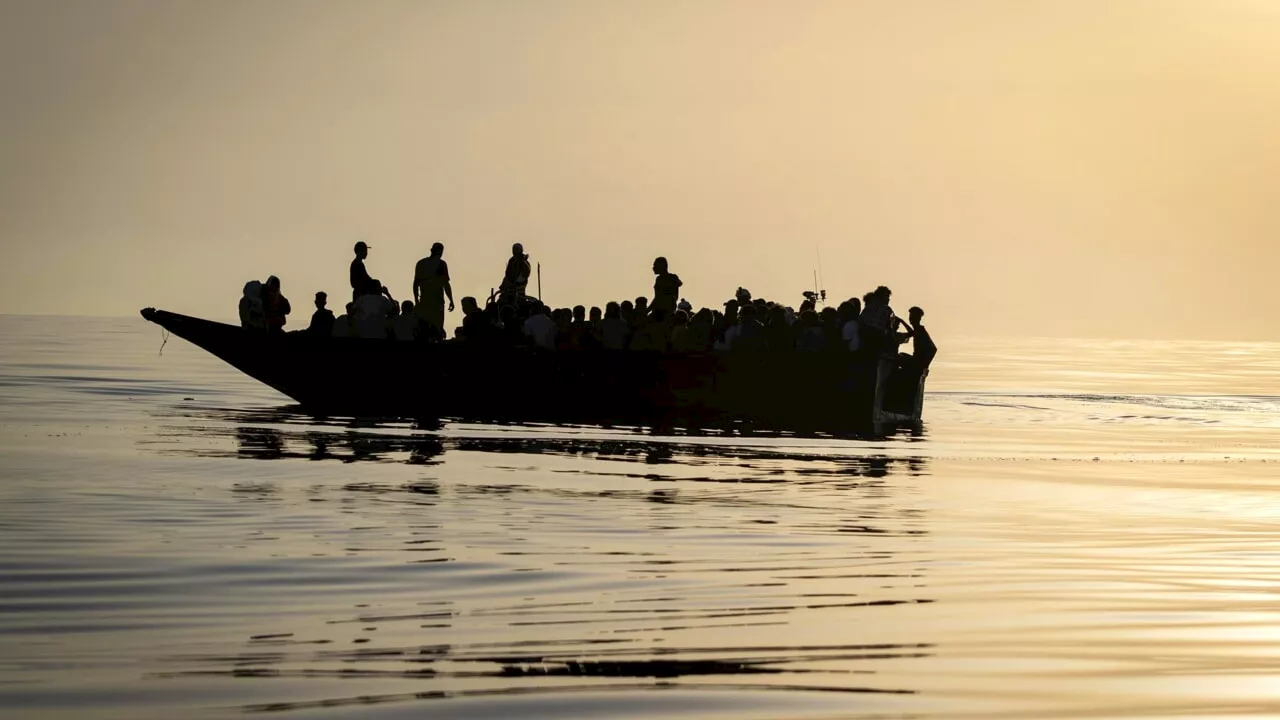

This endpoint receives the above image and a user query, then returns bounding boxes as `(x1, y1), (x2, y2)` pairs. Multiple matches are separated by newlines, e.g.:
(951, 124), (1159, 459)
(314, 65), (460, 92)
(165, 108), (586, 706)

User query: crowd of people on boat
(237, 242), (937, 371)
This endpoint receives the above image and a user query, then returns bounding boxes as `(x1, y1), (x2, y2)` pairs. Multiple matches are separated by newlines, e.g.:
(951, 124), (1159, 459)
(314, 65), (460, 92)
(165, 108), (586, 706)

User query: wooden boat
(141, 308), (926, 429)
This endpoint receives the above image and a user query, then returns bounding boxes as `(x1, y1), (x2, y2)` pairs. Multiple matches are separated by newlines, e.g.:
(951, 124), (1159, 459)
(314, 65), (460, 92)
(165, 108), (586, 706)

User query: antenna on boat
(537, 263), (542, 302)
(809, 244), (827, 307)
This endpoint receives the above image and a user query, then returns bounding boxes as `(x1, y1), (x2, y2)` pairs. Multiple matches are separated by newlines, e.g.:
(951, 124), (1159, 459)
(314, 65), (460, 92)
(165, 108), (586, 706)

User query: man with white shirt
(522, 304), (557, 350)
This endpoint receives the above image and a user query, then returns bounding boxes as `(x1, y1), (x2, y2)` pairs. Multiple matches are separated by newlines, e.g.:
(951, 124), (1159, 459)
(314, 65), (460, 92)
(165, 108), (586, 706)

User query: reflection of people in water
(236, 426), (284, 459)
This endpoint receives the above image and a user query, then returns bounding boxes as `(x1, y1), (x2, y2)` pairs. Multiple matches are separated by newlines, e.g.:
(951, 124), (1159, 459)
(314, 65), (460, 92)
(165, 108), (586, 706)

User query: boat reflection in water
(141, 404), (937, 716)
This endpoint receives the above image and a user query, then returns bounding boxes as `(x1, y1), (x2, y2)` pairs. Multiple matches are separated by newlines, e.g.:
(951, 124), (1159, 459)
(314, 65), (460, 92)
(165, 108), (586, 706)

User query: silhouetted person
(523, 303), (557, 349)
(651, 257), (682, 314)
(394, 300), (417, 341)
(500, 243), (532, 302)
(839, 298), (862, 351)
(733, 304), (766, 352)
(263, 276), (291, 333)
(901, 306), (937, 371)
(601, 302), (629, 350)
(795, 310), (824, 352)
(413, 242), (454, 341)
(457, 296), (485, 340)
(239, 280), (265, 331)
(354, 288), (394, 339)
(859, 286), (898, 357)
(634, 296), (649, 317)
(332, 302), (354, 337)
(630, 308), (670, 352)
(309, 291), (335, 336)
(350, 241), (379, 301)
(764, 304), (792, 351)
(686, 308), (714, 352)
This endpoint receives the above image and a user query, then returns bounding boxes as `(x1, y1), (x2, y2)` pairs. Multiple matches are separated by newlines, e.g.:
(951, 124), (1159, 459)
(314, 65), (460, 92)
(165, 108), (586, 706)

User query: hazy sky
(2, 0), (1279, 339)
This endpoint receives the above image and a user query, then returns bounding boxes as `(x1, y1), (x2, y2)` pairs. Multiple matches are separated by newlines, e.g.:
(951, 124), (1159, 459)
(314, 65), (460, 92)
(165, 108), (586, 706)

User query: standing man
(651, 257), (682, 314)
(413, 242), (454, 340)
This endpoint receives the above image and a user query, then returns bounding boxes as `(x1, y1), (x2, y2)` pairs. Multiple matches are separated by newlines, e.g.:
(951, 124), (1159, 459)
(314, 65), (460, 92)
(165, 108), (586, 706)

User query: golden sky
(1, 0), (1278, 338)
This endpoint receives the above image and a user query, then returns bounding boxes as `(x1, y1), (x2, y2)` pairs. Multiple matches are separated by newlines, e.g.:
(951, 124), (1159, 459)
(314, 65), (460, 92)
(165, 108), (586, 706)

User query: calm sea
(3, 314), (1280, 719)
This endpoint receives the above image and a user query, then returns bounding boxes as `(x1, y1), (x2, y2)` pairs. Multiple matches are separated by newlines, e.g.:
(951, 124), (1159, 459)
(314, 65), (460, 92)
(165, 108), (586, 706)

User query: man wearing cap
(350, 242), (376, 302)
(413, 242), (454, 340)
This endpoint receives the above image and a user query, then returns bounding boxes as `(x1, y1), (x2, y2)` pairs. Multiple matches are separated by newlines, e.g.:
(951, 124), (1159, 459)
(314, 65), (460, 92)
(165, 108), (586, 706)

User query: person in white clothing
(522, 304), (557, 349)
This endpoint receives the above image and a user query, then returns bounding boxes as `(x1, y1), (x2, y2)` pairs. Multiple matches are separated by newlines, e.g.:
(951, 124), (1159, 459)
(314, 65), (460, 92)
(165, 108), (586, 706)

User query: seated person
(308, 291), (335, 336)
(394, 300), (418, 341)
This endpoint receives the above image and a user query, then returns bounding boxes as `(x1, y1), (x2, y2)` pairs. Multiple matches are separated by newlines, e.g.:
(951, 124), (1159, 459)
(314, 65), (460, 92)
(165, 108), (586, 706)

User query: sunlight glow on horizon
(1, 0), (1279, 339)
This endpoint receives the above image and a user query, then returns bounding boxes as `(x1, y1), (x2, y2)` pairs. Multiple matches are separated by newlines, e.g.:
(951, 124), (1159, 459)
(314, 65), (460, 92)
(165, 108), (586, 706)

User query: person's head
(430, 242), (444, 258)
(589, 306), (603, 322)
(735, 287), (751, 303)
(799, 298), (815, 314)
(354, 241), (369, 259)
(909, 306), (924, 325)
(753, 298), (767, 312)
(863, 291), (875, 306)
(573, 305), (586, 322)
(673, 310), (689, 326)
(461, 296), (479, 314)
(344, 302), (354, 313)
(315, 291), (327, 309)
(821, 307), (839, 325)
(512, 242), (525, 258)
(874, 285), (892, 302)
(605, 301), (621, 319)
(800, 309), (819, 327)
(635, 297), (648, 313)
(694, 308), (713, 325)
(740, 304), (758, 321)
(677, 298), (692, 313)
(401, 300), (414, 315)
(652, 257), (668, 274)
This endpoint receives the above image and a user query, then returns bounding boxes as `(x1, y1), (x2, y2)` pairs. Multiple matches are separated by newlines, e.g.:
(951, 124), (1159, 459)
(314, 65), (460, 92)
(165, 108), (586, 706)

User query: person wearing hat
(350, 241), (378, 302)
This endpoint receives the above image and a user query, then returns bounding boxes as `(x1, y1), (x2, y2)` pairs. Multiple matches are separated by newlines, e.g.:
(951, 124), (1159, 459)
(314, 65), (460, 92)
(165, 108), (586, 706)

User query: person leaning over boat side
(413, 242), (454, 341)
(309, 291), (335, 336)
(651, 257), (682, 314)
(499, 243), (531, 303)
(899, 306), (938, 372)
(262, 276), (291, 334)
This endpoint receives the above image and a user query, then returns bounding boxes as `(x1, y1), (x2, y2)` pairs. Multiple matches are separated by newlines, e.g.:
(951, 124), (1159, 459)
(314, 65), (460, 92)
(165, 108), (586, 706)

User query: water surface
(3, 315), (1280, 719)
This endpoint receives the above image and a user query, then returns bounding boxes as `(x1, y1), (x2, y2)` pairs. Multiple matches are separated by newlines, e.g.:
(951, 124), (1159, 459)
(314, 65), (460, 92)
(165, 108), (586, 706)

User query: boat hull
(141, 309), (926, 430)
